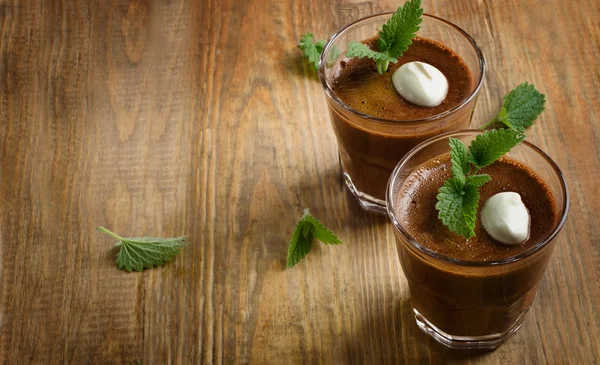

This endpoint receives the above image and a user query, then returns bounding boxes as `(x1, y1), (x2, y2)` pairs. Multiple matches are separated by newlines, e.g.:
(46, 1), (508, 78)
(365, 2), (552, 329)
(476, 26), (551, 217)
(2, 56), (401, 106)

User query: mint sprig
(346, 42), (398, 74)
(437, 178), (480, 239)
(287, 209), (342, 268)
(468, 129), (526, 168)
(299, 33), (326, 69)
(436, 130), (524, 238)
(345, 0), (423, 73)
(97, 226), (187, 272)
(481, 82), (546, 131)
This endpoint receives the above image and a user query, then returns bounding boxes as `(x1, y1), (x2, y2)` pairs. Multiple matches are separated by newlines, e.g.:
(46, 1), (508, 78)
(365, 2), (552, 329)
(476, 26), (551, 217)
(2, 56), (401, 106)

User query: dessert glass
(386, 130), (569, 350)
(319, 13), (485, 214)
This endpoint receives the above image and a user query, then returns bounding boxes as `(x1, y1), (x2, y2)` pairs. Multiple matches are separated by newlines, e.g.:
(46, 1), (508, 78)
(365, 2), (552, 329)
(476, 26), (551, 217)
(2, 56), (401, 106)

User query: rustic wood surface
(1, 0), (599, 363)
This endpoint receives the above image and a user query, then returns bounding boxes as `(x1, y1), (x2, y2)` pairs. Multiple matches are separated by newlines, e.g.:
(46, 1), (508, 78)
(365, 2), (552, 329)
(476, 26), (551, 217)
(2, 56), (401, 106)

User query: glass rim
(318, 12), (486, 125)
(386, 129), (570, 267)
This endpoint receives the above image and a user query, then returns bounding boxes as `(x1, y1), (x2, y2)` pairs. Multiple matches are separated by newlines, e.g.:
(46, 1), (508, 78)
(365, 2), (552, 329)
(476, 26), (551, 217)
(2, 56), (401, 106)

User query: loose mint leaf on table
(481, 82), (546, 131)
(345, 0), (423, 73)
(467, 129), (525, 169)
(286, 209), (343, 268)
(299, 32), (327, 69)
(97, 226), (187, 272)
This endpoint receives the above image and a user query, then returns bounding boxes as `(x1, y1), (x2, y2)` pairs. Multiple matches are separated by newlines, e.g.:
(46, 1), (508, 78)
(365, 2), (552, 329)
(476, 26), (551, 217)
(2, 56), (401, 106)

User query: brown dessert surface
(396, 155), (558, 261)
(332, 36), (473, 120)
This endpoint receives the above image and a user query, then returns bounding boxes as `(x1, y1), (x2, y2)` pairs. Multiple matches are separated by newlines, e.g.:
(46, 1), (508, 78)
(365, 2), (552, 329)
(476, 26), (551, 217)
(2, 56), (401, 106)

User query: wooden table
(1, 0), (599, 363)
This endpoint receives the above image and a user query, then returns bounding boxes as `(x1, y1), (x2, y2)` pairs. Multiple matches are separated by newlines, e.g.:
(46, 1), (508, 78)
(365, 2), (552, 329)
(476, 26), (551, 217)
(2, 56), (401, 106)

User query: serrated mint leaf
(97, 227), (187, 272)
(449, 137), (470, 183)
(466, 174), (491, 188)
(303, 215), (343, 245)
(468, 129), (525, 169)
(299, 32), (326, 69)
(286, 225), (313, 268)
(378, 0), (423, 59)
(481, 82), (546, 131)
(343, 0), (422, 74)
(345, 42), (398, 63)
(497, 82), (546, 132)
(436, 178), (479, 238)
(286, 209), (343, 268)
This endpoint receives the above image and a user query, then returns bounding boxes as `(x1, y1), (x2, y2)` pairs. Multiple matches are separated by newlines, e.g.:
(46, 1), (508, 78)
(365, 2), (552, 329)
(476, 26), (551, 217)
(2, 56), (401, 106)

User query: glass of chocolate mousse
(318, 13), (485, 214)
(386, 130), (569, 350)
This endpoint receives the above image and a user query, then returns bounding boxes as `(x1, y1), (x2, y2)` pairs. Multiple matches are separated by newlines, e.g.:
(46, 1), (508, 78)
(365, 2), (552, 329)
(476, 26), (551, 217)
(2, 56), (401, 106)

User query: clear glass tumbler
(386, 130), (569, 350)
(319, 13), (485, 214)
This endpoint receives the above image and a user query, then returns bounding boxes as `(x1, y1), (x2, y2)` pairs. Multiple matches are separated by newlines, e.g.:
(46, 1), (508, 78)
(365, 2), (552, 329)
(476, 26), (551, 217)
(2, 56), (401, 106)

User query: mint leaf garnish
(467, 129), (525, 169)
(436, 130), (524, 238)
(378, 0), (423, 59)
(449, 137), (470, 183)
(466, 174), (491, 187)
(344, 0), (423, 73)
(97, 226), (187, 272)
(437, 83), (545, 239)
(481, 83), (546, 131)
(346, 42), (398, 73)
(299, 33), (326, 69)
(436, 177), (479, 238)
(286, 209), (343, 268)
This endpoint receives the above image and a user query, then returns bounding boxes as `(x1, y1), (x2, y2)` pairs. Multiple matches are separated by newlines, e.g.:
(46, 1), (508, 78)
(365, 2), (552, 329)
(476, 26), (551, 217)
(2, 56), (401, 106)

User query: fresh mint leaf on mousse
(286, 209), (343, 268)
(436, 130), (525, 238)
(299, 0), (423, 74)
(436, 83), (546, 238)
(480, 82), (546, 131)
(346, 0), (423, 74)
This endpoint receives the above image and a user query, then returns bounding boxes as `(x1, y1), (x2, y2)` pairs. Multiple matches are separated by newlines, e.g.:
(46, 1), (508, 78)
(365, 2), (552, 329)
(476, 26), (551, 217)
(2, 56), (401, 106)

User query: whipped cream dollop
(392, 61), (448, 107)
(480, 192), (530, 245)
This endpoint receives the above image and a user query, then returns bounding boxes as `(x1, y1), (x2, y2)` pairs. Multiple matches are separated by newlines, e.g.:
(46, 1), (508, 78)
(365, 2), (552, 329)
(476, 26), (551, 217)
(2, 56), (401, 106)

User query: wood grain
(0, 0), (599, 363)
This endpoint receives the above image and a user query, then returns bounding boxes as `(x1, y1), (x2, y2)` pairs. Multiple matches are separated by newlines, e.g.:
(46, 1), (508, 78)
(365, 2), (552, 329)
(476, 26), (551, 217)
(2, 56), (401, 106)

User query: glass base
(343, 171), (387, 215)
(413, 308), (528, 350)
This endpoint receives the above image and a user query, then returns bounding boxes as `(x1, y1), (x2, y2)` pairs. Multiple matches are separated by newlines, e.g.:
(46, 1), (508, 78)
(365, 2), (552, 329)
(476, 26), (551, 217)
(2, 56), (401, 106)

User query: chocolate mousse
(328, 37), (475, 201)
(333, 37), (473, 120)
(394, 154), (558, 336)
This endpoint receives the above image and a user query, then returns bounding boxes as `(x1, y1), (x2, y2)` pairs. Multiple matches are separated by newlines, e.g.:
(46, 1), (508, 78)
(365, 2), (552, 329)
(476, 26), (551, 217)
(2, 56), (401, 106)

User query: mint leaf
(344, 0), (423, 73)
(468, 129), (525, 169)
(435, 178), (479, 238)
(299, 33), (326, 69)
(437, 128), (524, 238)
(287, 222), (313, 268)
(497, 83), (546, 132)
(303, 215), (343, 245)
(97, 226), (187, 272)
(286, 209), (343, 268)
(378, 0), (423, 59)
(346, 42), (398, 63)
(481, 82), (546, 131)
(466, 174), (491, 187)
(449, 137), (470, 183)
(345, 42), (398, 74)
